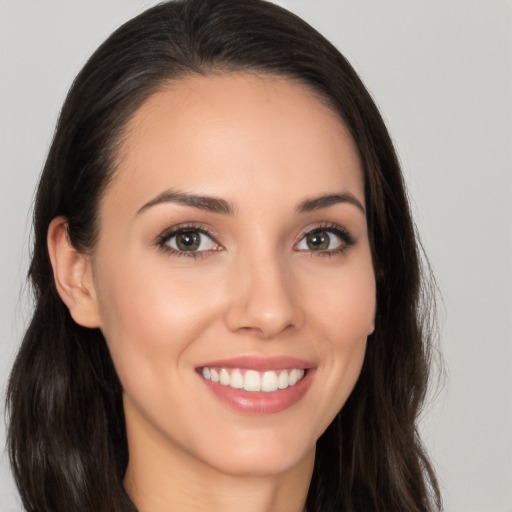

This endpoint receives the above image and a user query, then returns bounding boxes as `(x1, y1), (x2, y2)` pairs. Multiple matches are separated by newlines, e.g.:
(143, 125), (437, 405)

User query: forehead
(106, 72), (364, 214)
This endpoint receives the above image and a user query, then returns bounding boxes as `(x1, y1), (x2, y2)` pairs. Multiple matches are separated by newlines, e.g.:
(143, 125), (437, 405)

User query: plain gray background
(1, 1), (511, 511)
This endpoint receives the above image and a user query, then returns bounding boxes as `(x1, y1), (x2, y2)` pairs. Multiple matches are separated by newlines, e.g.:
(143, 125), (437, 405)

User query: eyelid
(294, 222), (355, 254)
(154, 221), (355, 259)
(155, 223), (223, 257)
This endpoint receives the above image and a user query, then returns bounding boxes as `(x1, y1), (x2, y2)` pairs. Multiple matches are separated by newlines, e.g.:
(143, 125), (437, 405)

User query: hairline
(96, 67), (358, 231)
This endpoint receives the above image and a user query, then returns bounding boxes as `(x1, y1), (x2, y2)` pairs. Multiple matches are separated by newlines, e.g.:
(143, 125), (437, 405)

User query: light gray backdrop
(1, 1), (510, 511)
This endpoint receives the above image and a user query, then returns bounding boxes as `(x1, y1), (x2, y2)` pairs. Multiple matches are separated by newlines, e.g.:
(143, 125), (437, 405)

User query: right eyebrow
(136, 189), (237, 216)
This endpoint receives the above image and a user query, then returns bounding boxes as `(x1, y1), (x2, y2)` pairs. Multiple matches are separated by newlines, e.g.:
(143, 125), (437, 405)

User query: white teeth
(230, 368), (244, 389)
(219, 368), (230, 386)
(200, 367), (306, 392)
(261, 371), (278, 392)
(244, 370), (261, 391)
(278, 370), (289, 389)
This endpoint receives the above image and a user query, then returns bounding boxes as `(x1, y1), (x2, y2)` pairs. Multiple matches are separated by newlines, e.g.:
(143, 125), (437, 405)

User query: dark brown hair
(7, 1), (441, 511)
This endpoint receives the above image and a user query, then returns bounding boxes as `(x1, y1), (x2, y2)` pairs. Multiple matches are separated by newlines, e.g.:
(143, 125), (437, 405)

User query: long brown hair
(7, 1), (442, 510)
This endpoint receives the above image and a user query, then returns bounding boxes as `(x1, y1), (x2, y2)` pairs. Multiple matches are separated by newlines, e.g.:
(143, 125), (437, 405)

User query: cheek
(329, 268), (375, 375)
(305, 257), (376, 340)
(92, 252), (221, 377)
(91, 256), (225, 435)
(303, 258), (375, 416)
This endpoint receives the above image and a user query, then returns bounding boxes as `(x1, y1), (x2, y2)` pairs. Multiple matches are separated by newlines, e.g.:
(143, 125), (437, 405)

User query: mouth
(199, 366), (307, 392)
(196, 356), (315, 414)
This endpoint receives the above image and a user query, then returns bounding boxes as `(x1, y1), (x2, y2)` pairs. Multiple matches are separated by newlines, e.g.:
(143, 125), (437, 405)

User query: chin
(195, 428), (316, 478)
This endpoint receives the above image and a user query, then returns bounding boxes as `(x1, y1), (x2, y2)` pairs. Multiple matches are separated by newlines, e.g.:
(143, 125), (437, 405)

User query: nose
(224, 251), (304, 339)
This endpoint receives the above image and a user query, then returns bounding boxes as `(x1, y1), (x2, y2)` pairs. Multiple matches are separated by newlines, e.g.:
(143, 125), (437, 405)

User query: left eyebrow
(295, 192), (365, 215)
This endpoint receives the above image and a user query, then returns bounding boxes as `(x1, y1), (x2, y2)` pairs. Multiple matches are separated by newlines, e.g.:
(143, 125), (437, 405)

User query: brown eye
(176, 232), (201, 251)
(296, 226), (353, 254)
(305, 231), (330, 251)
(164, 230), (217, 253)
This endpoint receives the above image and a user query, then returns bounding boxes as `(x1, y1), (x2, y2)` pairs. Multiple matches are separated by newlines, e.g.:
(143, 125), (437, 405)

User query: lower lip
(200, 369), (315, 414)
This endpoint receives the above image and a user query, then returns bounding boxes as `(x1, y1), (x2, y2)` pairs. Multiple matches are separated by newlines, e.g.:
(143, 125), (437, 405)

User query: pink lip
(196, 355), (315, 371)
(196, 356), (316, 414)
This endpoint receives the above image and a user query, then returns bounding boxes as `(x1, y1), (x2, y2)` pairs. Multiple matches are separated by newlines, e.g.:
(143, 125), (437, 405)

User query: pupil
(177, 232), (200, 251)
(307, 232), (329, 250)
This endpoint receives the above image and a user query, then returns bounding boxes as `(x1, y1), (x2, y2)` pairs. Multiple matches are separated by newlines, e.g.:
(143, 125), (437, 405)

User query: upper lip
(196, 356), (315, 371)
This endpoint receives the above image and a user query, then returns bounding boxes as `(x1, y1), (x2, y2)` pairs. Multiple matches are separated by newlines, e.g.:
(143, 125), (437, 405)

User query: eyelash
(155, 222), (355, 259)
(156, 224), (220, 259)
(296, 223), (355, 258)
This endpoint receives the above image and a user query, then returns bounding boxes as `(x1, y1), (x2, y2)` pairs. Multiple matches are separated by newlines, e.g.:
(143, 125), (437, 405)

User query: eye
(159, 227), (220, 255)
(295, 225), (354, 254)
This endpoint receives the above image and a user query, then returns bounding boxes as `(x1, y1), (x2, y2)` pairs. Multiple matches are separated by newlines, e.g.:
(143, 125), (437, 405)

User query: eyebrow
(136, 189), (365, 217)
(136, 189), (236, 216)
(295, 193), (365, 215)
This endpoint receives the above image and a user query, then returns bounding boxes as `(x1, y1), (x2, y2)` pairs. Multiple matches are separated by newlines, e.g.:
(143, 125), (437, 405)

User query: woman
(6, 0), (441, 511)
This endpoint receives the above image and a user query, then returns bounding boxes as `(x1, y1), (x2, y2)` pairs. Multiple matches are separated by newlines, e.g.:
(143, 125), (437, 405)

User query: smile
(200, 367), (306, 392)
(196, 356), (315, 414)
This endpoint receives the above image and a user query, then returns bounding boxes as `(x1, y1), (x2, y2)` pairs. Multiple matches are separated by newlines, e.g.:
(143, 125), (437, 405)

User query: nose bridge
(224, 241), (302, 338)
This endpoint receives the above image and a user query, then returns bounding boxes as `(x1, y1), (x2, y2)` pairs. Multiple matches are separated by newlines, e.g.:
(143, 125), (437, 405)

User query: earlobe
(47, 216), (101, 328)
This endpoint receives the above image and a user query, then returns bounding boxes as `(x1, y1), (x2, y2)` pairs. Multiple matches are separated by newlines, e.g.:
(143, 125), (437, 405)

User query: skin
(48, 73), (376, 512)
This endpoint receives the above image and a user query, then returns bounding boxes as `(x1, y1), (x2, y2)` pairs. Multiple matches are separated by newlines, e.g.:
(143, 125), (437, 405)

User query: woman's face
(89, 73), (375, 478)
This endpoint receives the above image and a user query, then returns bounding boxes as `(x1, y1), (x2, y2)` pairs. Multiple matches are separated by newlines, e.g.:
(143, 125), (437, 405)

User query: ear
(47, 216), (101, 328)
